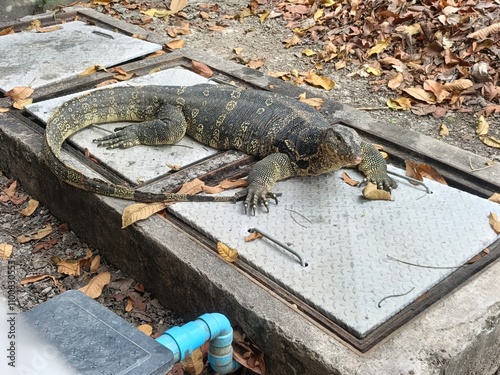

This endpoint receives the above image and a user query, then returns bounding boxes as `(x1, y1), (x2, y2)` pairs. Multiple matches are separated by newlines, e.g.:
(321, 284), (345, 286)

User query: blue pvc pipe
(156, 313), (241, 374)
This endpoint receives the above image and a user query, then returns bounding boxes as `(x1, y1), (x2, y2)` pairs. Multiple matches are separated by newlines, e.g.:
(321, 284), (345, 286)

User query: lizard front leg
(236, 153), (297, 215)
(358, 141), (398, 190)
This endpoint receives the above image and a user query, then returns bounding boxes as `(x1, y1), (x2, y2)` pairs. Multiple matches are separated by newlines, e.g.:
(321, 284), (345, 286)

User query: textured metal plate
(0, 21), (160, 91)
(27, 68), (218, 184)
(169, 166), (500, 337)
(20, 290), (173, 374)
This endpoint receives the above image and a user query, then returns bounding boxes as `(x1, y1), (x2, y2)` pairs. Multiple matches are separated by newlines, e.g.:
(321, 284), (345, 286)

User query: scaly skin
(43, 84), (397, 214)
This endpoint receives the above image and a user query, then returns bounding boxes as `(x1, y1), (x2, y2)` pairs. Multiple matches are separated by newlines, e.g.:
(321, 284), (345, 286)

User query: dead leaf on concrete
(489, 212), (500, 234)
(121, 202), (169, 228)
(439, 124), (449, 137)
(342, 171), (360, 187)
(191, 60), (213, 78)
(488, 193), (500, 204)
(79, 65), (107, 76)
(79, 271), (111, 299)
(5, 86), (34, 101)
(362, 182), (392, 201)
(245, 231), (263, 242)
(217, 242), (238, 263)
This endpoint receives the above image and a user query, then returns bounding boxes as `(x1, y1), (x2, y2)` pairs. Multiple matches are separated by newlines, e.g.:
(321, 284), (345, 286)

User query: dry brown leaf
(138, 324), (153, 336)
(21, 199), (39, 217)
(145, 50), (166, 59)
(467, 22), (500, 40)
(182, 348), (204, 375)
(405, 160), (447, 185)
(247, 57), (266, 69)
(443, 79), (473, 92)
(52, 256), (80, 276)
(178, 178), (205, 194)
(202, 185), (224, 194)
(439, 124), (449, 137)
(218, 179), (248, 189)
(479, 135), (500, 149)
(208, 25), (225, 32)
(13, 98), (33, 110)
(342, 171), (360, 187)
(122, 202), (168, 228)
(125, 298), (134, 312)
(0, 243), (13, 259)
(33, 224), (53, 240)
(0, 107), (9, 113)
(362, 182), (392, 201)
(35, 25), (62, 33)
(79, 65), (107, 76)
(488, 193), (500, 204)
(217, 242), (238, 263)
(169, 0), (188, 13)
(90, 255), (101, 272)
(388, 73), (404, 89)
(5, 86), (34, 101)
(141, 8), (170, 17)
(166, 163), (182, 171)
(0, 26), (15, 36)
(423, 80), (450, 103)
(95, 79), (119, 87)
(403, 87), (436, 104)
(191, 60), (213, 78)
(298, 93), (324, 109)
(489, 212), (500, 234)
(283, 34), (301, 48)
(387, 97), (411, 110)
(20, 274), (58, 286)
(79, 271), (111, 299)
(165, 39), (185, 49)
(245, 232), (263, 242)
(233, 47), (243, 55)
(366, 37), (391, 57)
(476, 116), (489, 136)
(16, 224), (53, 243)
(305, 72), (334, 90)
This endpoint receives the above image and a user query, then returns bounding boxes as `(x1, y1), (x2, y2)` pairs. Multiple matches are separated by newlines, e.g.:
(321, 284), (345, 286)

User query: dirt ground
(0, 0), (499, 374)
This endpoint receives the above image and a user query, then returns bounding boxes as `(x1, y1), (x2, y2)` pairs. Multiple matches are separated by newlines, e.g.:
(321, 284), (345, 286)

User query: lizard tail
(43, 87), (234, 204)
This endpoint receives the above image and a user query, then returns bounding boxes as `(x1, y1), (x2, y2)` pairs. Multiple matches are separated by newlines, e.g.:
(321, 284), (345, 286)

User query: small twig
(356, 107), (388, 111)
(378, 287), (415, 308)
(387, 255), (462, 269)
(468, 156), (494, 172)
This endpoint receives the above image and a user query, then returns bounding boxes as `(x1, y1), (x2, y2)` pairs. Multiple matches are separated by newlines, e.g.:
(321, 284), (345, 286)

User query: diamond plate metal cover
(0, 21), (160, 91)
(169, 166), (500, 337)
(27, 68), (218, 184)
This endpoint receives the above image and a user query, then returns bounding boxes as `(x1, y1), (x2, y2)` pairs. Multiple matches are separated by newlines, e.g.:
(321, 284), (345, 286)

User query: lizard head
(323, 125), (363, 167)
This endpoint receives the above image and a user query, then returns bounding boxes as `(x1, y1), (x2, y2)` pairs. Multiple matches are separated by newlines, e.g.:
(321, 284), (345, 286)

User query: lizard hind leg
(94, 106), (188, 149)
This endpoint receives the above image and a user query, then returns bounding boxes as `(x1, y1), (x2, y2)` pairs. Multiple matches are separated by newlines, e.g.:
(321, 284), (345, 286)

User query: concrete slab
(26, 68), (218, 184)
(0, 21), (160, 91)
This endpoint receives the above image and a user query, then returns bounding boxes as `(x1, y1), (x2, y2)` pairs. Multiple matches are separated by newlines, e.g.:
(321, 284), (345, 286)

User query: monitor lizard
(43, 84), (397, 214)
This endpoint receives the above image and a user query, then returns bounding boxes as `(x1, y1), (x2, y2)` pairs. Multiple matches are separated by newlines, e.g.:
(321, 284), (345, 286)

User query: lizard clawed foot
(233, 188), (280, 215)
(93, 127), (140, 149)
(360, 174), (398, 191)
